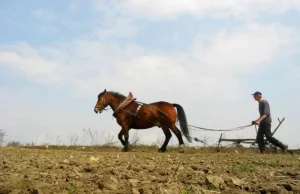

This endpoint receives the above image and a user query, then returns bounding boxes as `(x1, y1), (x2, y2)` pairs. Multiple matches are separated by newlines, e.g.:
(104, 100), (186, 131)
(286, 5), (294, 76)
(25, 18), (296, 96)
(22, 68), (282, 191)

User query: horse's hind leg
(170, 126), (184, 145)
(158, 127), (172, 153)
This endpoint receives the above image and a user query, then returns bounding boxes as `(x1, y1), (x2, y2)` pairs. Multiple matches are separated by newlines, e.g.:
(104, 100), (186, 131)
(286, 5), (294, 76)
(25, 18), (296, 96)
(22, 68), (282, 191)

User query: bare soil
(0, 146), (300, 194)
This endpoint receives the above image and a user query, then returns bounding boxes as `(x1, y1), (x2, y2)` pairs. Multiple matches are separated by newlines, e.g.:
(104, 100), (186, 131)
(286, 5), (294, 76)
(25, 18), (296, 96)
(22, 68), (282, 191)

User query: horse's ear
(104, 89), (106, 92)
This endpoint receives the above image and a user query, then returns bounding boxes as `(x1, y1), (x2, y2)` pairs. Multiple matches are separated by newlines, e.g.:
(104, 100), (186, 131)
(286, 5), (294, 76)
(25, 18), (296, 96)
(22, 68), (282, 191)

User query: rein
(183, 123), (253, 132)
(99, 93), (253, 132)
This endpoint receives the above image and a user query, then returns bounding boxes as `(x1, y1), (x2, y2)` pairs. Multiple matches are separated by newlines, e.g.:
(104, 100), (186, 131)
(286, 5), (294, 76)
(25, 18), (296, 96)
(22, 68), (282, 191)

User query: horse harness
(111, 92), (143, 118)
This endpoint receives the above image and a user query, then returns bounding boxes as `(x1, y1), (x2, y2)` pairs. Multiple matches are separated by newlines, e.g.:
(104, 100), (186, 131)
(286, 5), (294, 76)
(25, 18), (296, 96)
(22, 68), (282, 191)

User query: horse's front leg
(118, 130), (125, 146)
(117, 113), (131, 152)
(122, 127), (130, 152)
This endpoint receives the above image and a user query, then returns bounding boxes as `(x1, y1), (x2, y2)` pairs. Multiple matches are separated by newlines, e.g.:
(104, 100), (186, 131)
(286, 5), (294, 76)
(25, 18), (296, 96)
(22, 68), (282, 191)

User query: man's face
(253, 94), (261, 101)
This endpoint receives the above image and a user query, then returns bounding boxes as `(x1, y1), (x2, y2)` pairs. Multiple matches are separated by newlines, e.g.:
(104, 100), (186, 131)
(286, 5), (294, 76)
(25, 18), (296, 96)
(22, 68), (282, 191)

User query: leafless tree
(7, 141), (22, 147)
(68, 134), (79, 146)
(151, 137), (164, 147)
(82, 128), (101, 145)
(130, 131), (140, 147)
(202, 136), (211, 147)
(0, 129), (5, 146)
(103, 132), (117, 146)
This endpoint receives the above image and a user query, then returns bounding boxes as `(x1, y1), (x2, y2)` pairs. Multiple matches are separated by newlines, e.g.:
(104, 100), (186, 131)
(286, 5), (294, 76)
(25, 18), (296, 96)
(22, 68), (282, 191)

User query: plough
(217, 117), (285, 149)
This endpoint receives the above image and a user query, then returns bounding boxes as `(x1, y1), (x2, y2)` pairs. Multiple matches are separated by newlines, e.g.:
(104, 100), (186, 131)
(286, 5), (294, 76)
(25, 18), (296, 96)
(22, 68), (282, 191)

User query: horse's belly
(131, 117), (160, 129)
(131, 121), (156, 129)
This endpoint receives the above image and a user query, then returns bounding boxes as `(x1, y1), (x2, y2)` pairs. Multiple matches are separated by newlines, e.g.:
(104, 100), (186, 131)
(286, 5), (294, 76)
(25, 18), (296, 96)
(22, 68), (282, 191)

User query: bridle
(95, 91), (136, 115)
(95, 92), (111, 113)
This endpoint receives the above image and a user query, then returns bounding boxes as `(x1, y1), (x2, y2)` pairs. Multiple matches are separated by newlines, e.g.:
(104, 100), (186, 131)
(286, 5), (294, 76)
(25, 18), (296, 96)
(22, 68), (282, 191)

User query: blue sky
(1, 0), (300, 148)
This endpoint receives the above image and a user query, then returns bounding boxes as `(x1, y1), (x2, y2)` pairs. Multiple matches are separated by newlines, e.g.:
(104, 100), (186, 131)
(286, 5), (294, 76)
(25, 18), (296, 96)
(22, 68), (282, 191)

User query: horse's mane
(110, 91), (126, 97)
(98, 90), (127, 99)
(109, 91), (126, 98)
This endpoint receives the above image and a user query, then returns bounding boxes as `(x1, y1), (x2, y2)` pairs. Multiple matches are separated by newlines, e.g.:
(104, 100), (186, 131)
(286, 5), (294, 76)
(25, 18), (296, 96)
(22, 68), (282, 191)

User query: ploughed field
(0, 146), (300, 194)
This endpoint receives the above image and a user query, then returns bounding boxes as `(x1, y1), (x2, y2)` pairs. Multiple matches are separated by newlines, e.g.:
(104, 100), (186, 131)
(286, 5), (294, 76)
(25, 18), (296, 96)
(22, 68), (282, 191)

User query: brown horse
(94, 89), (192, 152)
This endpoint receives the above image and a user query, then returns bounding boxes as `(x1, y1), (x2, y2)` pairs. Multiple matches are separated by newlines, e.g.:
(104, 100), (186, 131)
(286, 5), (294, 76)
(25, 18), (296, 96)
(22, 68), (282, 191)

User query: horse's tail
(172, 104), (192, 143)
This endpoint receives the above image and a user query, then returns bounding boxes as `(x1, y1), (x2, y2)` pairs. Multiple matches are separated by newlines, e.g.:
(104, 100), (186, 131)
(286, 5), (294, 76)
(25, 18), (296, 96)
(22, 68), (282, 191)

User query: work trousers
(256, 122), (284, 153)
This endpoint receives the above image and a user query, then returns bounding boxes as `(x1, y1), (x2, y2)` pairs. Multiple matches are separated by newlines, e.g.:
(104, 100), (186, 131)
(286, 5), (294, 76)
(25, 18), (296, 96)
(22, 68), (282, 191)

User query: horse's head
(94, 89), (109, 114)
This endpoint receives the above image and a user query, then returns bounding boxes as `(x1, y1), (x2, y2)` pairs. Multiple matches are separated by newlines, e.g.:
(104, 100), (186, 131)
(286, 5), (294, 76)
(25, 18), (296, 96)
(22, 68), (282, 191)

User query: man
(252, 91), (288, 153)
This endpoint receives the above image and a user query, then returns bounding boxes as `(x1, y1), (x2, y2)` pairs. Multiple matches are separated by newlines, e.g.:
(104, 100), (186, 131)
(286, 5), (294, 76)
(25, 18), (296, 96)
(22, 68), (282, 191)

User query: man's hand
(252, 120), (260, 125)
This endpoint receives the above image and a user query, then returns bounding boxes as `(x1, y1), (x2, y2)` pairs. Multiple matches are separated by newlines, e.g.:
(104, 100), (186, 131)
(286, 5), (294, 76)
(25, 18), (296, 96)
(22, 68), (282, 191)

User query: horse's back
(147, 101), (177, 120)
(128, 101), (177, 129)
(148, 101), (175, 110)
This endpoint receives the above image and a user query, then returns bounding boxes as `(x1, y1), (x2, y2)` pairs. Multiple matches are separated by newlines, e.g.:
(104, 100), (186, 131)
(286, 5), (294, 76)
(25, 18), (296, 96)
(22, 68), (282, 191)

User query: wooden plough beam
(218, 117), (285, 148)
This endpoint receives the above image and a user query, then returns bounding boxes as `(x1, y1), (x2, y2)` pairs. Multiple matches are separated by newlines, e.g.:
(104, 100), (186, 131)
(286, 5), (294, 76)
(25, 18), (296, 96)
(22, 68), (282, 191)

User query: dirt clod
(206, 175), (225, 189)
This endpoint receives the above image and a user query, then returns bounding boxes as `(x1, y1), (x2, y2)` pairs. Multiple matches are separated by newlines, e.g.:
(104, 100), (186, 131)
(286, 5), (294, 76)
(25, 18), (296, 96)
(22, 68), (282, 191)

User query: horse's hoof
(179, 144), (185, 153)
(122, 148), (130, 152)
(158, 148), (166, 153)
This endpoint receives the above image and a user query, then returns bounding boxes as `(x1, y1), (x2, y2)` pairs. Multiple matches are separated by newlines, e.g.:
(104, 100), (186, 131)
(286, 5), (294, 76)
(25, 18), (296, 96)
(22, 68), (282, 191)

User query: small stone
(231, 177), (244, 187)
(69, 160), (79, 166)
(203, 169), (213, 174)
(132, 188), (140, 194)
(32, 188), (44, 194)
(178, 165), (185, 171)
(110, 176), (118, 183)
(9, 189), (23, 194)
(129, 179), (139, 187)
(108, 168), (117, 175)
(283, 183), (293, 191)
(63, 159), (69, 164)
(132, 166), (141, 172)
(142, 164), (156, 172)
(159, 170), (169, 176)
(220, 183), (226, 190)
(150, 176), (157, 182)
(190, 165), (200, 170)
(84, 166), (95, 172)
(139, 188), (144, 194)
(206, 175), (225, 189)
(269, 171), (275, 177)
(89, 156), (100, 162)
(122, 174), (130, 179)
(97, 182), (105, 190)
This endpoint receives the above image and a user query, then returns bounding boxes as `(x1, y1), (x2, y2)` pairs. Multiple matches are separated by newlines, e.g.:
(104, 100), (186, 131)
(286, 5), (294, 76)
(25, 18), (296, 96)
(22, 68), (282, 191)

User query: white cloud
(96, 17), (138, 40)
(0, 46), (64, 84)
(194, 23), (298, 74)
(0, 23), (298, 98)
(32, 9), (57, 22)
(108, 0), (300, 20)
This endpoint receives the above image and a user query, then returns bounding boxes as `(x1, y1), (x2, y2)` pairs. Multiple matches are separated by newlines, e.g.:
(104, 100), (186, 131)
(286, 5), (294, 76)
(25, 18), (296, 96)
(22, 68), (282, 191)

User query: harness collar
(112, 92), (137, 117)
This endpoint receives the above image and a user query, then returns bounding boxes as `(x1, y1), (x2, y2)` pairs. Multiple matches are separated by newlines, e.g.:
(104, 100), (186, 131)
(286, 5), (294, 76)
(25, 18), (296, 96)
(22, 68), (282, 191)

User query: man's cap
(252, 91), (262, 96)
